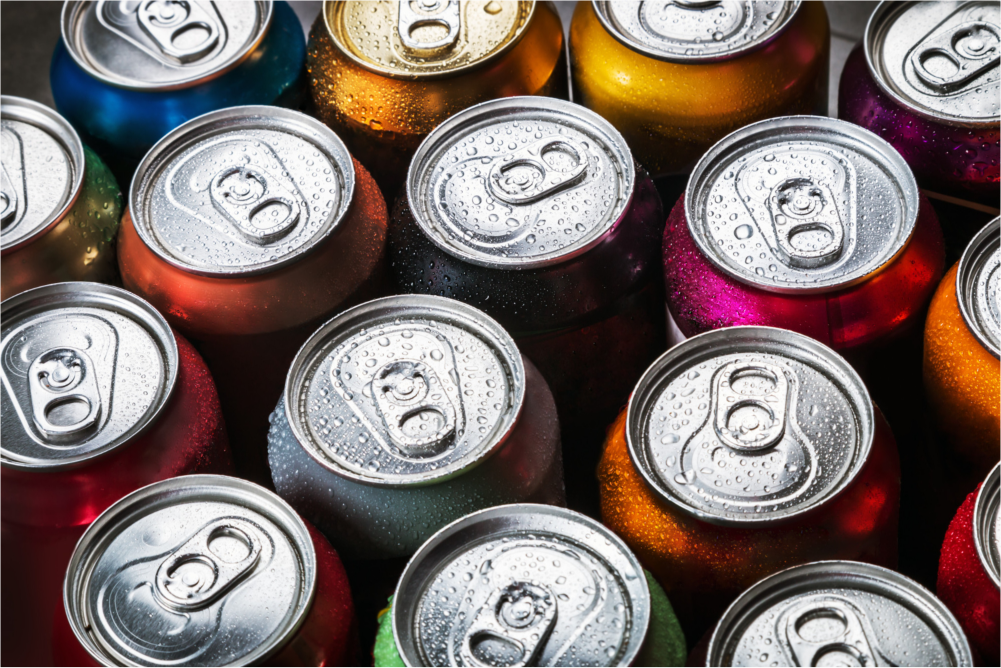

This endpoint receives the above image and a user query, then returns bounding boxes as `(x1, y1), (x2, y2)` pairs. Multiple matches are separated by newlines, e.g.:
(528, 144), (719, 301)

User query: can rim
(392, 502), (652, 667)
(685, 115), (920, 295)
(60, 0), (274, 92)
(625, 325), (875, 527)
(0, 281), (179, 471)
(62, 474), (317, 667)
(974, 462), (1001, 589)
(282, 294), (527, 488)
(0, 95), (86, 255)
(406, 95), (636, 271)
(705, 560), (974, 667)
(956, 216), (1001, 359)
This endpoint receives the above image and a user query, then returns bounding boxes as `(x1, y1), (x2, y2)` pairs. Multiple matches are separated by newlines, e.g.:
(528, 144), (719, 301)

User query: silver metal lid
(866, 2), (1000, 126)
(686, 116), (920, 294)
(1, 96), (85, 252)
(957, 217), (1000, 358)
(61, 1), (273, 91)
(393, 504), (651, 667)
(1, 282), (178, 470)
(627, 326), (873, 525)
(131, 106), (355, 277)
(592, 0), (800, 63)
(974, 462), (1000, 589)
(63, 475), (316, 667)
(407, 97), (635, 270)
(284, 295), (525, 487)
(707, 561), (974, 666)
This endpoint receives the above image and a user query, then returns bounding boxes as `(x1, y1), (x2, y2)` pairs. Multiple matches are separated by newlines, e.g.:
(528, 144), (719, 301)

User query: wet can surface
(663, 115), (945, 358)
(308, 0), (567, 197)
(119, 105), (388, 485)
(0, 282), (231, 666)
(598, 326), (901, 637)
(55, 474), (357, 666)
(52, 0), (306, 183)
(1, 96), (122, 300)
(570, 1), (830, 178)
(268, 295), (564, 561)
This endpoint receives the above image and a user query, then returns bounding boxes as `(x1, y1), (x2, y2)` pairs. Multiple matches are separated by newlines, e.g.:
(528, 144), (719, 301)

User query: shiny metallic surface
(956, 217), (1000, 358)
(974, 463), (1001, 588)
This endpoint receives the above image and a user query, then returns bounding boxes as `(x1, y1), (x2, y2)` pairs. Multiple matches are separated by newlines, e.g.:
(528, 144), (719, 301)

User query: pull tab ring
(487, 137), (590, 206)
(712, 362), (789, 452)
(137, 0), (222, 64)
(460, 581), (558, 667)
(398, 0), (461, 55)
(911, 21), (1000, 93)
(767, 177), (845, 269)
(371, 360), (458, 457)
(209, 165), (302, 245)
(28, 347), (103, 443)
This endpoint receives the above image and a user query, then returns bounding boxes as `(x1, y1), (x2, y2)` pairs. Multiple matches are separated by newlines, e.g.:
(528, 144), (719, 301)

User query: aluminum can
(598, 326), (901, 637)
(570, 1), (830, 178)
(839, 1), (1000, 208)
(663, 115), (945, 359)
(0, 282), (232, 667)
(268, 295), (564, 560)
(307, 0), (567, 197)
(1, 96), (122, 301)
(54, 475), (357, 666)
(119, 105), (389, 485)
(52, 0), (306, 184)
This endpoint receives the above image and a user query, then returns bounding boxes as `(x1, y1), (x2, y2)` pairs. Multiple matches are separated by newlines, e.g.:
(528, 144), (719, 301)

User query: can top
(393, 504), (651, 667)
(131, 106), (355, 277)
(326, 0), (536, 79)
(686, 116), (919, 294)
(957, 217), (1000, 359)
(407, 97), (635, 269)
(707, 560), (973, 666)
(1, 282), (178, 470)
(63, 475), (315, 666)
(61, 1), (273, 91)
(866, 1), (1000, 126)
(627, 326), (873, 525)
(975, 462), (1001, 589)
(1, 96), (85, 252)
(283, 295), (525, 487)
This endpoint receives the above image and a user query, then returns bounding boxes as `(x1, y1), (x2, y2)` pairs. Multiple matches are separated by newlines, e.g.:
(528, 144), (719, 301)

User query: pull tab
(154, 519), (262, 612)
(28, 347), (102, 443)
(767, 178), (845, 269)
(210, 165), (301, 245)
(0, 163), (16, 229)
(713, 361), (788, 452)
(1, 127), (24, 230)
(398, 0), (461, 55)
(911, 20), (1000, 93)
(785, 597), (885, 667)
(137, 0), (222, 64)
(671, 0), (723, 9)
(487, 137), (590, 206)
(460, 581), (558, 668)
(371, 360), (458, 457)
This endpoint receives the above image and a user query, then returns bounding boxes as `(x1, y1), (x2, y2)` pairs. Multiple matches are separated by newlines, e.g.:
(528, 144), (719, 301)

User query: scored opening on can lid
(61, 0), (273, 91)
(974, 462), (1001, 589)
(626, 326), (874, 525)
(686, 116), (920, 294)
(283, 295), (525, 487)
(63, 475), (316, 666)
(393, 503), (651, 667)
(957, 217), (1000, 359)
(865, 1), (1000, 127)
(131, 105), (356, 277)
(706, 560), (974, 667)
(1, 96), (85, 253)
(1, 282), (178, 470)
(407, 96), (635, 270)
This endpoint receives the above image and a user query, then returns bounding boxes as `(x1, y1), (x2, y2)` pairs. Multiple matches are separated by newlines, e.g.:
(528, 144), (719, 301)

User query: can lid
(957, 217), (1000, 359)
(131, 106), (355, 277)
(707, 560), (974, 666)
(1, 282), (178, 470)
(284, 295), (525, 487)
(974, 462), (1001, 589)
(393, 504), (651, 667)
(627, 326), (873, 525)
(1, 96), (85, 253)
(61, 0), (273, 91)
(407, 97), (634, 270)
(865, 1), (999, 126)
(63, 475), (315, 666)
(686, 116), (919, 294)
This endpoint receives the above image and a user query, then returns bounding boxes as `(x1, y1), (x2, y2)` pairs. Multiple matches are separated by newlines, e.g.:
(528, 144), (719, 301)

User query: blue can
(52, 1), (305, 185)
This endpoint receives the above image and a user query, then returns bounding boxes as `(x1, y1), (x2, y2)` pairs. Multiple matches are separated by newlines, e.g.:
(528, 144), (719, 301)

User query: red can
(0, 283), (231, 666)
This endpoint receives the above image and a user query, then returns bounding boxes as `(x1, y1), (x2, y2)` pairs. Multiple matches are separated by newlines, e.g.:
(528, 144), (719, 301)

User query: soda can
(1, 96), (122, 300)
(52, 0), (306, 183)
(55, 474), (358, 666)
(307, 0), (567, 196)
(267, 295), (564, 560)
(663, 115), (945, 359)
(0, 282), (232, 666)
(598, 326), (901, 636)
(570, 1), (830, 178)
(119, 105), (389, 485)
